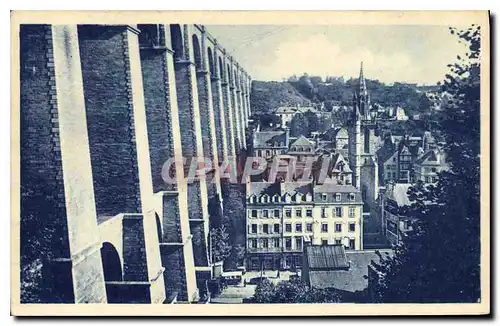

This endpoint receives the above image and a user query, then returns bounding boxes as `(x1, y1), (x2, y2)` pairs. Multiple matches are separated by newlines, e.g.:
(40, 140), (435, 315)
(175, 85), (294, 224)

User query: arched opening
(138, 24), (164, 47)
(218, 57), (224, 82)
(170, 24), (184, 61)
(192, 34), (202, 68)
(155, 213), (163, 242)
(100, 242), (122, 281)
(207, 47), (214, 77)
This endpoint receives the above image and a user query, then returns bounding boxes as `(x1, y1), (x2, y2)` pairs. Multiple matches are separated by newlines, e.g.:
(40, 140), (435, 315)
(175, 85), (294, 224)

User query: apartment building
(245, 181), (363, 271)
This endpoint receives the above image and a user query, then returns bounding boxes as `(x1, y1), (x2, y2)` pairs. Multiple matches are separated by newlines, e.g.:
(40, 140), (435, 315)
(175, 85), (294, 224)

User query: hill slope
(250, 81), (312, 115)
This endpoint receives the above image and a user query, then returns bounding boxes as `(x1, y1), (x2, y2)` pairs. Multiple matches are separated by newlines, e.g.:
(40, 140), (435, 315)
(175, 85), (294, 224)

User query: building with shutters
(245, 181), (363, 271)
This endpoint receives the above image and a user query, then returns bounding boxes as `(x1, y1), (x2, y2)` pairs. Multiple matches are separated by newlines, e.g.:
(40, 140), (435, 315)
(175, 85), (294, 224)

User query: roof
(275, 106), (298, 114)
(386, 183), (413, 206)
(289, 135), (313, 147)
(253, 131), (288, 148)
(322, 127), (348, 141)
(247, 182), (312, 197)
(415, 149), (445, 166)
(305, 245), (349, 270)
(306, 249), (394, 293)
(313, 183), (359, 194)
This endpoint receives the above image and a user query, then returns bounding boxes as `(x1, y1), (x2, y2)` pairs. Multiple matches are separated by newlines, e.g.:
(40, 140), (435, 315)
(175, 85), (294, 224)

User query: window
(321, 223), (328, 233)
(306, 209), (313, 217)
(349, 193), (356, 201)
(335, 207), (343, 217)
(285, 238), (292, 250)
(285, 223), (292, 232)
(296, 223), (302, 232)
(263, 210), (269, 218)
(348, 207), (356, 218)
(295, 237), (302, 251)
(251, 239), (257, 248)
(251, 210), (257, 218)
(321, 207), (327, 218)
(335, 238), (342, 245)
(393, 157), (397, 163)
(262, 195), (269, 203)
(262, 239), (269, 248)
(432, 176), (437, 183)
(336, 193), (342, 202)
(321, 193), (327, 201)
(349, 239), (355, 249)
(335, 223), (342, 232)
(274, 224), (280, 233)
(296, 209), (302, 218)
(285, 210), (292, 218)
(349, 223), (355, 232)
(306, 223), (313, 232)
(425, 176), (431, 183)
(431, 167), (437, 173)
(322, 239), (328, 245)
(273, 238), (280, 248)
(263, 224), (269, 234)
(251, 224), (257, 234)
(274, 209), (280, 218)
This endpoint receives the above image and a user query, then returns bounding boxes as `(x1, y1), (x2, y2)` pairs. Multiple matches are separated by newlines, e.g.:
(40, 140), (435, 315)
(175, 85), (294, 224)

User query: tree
(370, 25), (481, 303)
(253, 279), (341, 303)
(210, 225), (232, 263)
(253, 278), (276, 303)
(231, 244), (246, 266)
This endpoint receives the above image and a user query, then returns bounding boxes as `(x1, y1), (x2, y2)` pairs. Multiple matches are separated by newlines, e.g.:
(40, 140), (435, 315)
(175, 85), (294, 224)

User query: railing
(246, 247), (282, 253)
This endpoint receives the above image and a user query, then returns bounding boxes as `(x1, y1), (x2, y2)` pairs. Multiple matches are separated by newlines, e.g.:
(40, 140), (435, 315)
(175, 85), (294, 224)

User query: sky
(206, 25), (469, 85)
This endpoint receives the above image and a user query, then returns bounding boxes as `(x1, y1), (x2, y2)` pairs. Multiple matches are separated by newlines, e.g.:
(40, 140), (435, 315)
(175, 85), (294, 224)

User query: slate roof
(415, 149), (444, 166)
(290, 135), (313, 148)
(321, 127), (348, 141)
(253, 131), (288, 148)
(386, 183), (413, 207)
(306, 249), (394, 293)
(247, 182), (312, 197)
(313, 183), (359, 194)
(305, 245), (349, 270)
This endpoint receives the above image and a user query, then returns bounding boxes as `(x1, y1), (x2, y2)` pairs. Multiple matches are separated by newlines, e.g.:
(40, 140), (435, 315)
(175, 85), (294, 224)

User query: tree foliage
(253, 279), (341, 303)
(210, 225), (232, 263)
(370, 25), (481, 303)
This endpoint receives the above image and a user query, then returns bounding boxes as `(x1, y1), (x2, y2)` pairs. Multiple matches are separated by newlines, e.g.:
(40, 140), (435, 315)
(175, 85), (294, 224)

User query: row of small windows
(249, 237), (356, 250)
(248, 192), (356, 204)
(249, 207), (357, 219)
(249, 222), (356, 234)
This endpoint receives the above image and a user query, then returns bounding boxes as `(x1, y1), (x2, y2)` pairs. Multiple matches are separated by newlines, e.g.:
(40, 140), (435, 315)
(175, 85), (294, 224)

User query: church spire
(359, 61), (367, 95)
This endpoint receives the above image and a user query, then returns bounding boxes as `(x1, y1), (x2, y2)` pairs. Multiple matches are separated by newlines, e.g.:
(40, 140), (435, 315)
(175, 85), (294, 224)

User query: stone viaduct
(20, 24), (251, 303)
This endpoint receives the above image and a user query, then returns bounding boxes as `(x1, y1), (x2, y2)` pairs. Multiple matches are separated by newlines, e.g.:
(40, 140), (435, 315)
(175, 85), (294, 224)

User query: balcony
(247, 247), (282, 254)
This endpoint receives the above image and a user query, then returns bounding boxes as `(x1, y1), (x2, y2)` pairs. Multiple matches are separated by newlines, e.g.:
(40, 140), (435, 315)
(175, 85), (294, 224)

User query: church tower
(352, 62), (371, 120)
(348, 62), (364, 189)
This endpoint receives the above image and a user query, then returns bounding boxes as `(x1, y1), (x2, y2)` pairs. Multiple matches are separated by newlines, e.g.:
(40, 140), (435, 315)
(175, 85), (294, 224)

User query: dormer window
(321, 193), (327, 201)
(335, 193), (342, 202)
(349, 193), (356, 201)
(273, 194), (280, 203)
(249, 196), (255, 203)
(262, 195), (269, 203)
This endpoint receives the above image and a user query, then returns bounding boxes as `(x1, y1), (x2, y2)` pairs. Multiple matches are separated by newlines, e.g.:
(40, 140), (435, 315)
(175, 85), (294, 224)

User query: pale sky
(206, 25), (469, 85)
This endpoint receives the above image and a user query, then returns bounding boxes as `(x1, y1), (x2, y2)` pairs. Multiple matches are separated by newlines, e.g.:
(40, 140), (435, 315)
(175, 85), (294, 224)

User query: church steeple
(353, 61), (370, 118)
(358, 61), (367, 96)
